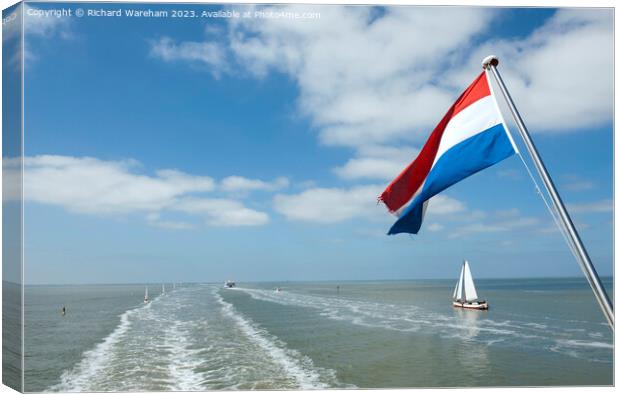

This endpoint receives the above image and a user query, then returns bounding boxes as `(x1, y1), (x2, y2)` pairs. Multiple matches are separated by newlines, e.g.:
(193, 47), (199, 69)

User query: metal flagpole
(481, 55), (614, 330)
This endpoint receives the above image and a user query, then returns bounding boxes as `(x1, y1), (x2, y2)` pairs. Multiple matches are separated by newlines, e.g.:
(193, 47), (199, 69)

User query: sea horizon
(8, 274), (614, 287)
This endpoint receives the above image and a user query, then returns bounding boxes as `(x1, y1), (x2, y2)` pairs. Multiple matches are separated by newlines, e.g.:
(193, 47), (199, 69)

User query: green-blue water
(23, 278), (613, 391)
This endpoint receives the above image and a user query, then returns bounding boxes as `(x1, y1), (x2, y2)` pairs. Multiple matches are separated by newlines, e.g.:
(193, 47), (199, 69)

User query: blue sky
(10, 3), (613, 284)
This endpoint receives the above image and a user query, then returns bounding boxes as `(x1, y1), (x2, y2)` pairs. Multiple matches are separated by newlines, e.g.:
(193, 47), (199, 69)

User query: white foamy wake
(549, 339), (614, 363)
(46, 302), (151, 392)
(554, 339), (613, 349)
(164, 320), (207, 391)
(214, 288), (336, 389)
(46, 292), (201, 392)
(48, 286), (342, 392)
(234, 287), (612, 362)
(233, 287), (428, 333)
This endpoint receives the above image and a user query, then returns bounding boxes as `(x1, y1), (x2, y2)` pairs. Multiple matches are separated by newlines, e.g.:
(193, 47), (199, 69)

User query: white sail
(453, 264), (465, 300)
(144, 286), (149, 301)
(463, 261), (479, 302)
(162, 284), (165, 294)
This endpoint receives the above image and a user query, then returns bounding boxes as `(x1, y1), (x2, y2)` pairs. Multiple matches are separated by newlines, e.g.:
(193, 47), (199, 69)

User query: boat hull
(452, 300), (488, 310)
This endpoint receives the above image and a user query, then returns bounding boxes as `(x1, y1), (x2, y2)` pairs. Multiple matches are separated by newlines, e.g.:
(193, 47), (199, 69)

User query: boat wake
(213, 289), (338, 389)
(233, 286), (612, 363)
(47, 300), (154, 392)
(46, 285), (339, 392)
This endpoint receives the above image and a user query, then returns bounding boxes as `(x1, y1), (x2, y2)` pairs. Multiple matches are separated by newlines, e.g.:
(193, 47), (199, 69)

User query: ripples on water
(234, 285), (613, 363)
(46, 286), (338, 392)
(22, 280), (612, 391)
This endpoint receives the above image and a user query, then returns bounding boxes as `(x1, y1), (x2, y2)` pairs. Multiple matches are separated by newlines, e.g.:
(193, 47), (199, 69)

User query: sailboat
(162, 284), (165, 294)
(144, 287), (149, 303)
(452, 260), (488, 310)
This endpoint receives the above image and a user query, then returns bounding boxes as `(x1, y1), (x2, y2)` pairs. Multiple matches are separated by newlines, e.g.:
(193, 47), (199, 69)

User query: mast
(460, 261), (467, 301)
(482, 55), (613, 329)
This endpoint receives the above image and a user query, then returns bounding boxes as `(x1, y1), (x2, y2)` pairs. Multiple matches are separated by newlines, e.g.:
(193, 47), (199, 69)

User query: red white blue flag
(379, 71), (517, 235)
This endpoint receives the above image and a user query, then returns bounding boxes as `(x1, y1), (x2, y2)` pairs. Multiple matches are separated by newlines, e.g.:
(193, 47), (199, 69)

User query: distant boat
(144, 287), (149, 303)
(224, 280), (236, 288)
(275, 287), (282, 292)
(162, 284), (165, 294)
(452, 260), (488, 310)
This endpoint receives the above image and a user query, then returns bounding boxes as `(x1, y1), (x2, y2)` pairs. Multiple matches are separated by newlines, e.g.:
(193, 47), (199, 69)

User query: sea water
(23, 278), (613, 391)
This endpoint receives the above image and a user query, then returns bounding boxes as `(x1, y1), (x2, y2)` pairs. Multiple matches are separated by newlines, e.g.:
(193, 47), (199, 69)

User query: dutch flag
(379, 71), (517, 235)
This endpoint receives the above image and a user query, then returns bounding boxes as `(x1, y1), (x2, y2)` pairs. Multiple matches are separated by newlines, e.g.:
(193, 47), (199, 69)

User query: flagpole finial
(482, 55), (499, 69)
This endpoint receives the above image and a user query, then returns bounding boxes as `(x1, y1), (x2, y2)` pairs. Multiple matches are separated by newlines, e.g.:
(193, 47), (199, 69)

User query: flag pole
(482, 55), (614, 330)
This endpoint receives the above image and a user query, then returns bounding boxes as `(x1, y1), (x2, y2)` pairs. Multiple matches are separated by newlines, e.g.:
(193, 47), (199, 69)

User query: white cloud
(156, 7), (611, 190)
(224, 6), (495, 149)
(494, 208), (520, 218)
(22, 6), (73, 66)
(186, 7), (609, 142)
(426, 195), (466, 216)
(146, 213), (194, 230)
(295, 180), (318, 190)
(2, 6), (72, 69)
(150, 37), (227, 75)
(561, 174), (595, 192)
(335, 157), (405, 181)
(447, 209), (541, 238)
(567, 199), (613, 214)
(151, 6), (496, 149)
(274, 184), (465, 224)
(564, 181), (595, 192)
(4, 155), (270, 228)
(24, 7), (72, 38)
(334, 145), (418, 181)
(176, 197), (269, 226)
(18, 155), (215, 214)
(221, 176), (289, 192)
(454, 9), (613, 133)
(143, 7), (612, 232)
(273, 184), (384, 223)
(538, 219), (592, 234)
(427, 223), (444, 232)
(152, 221), (195, 230)
(449, 223), (507, 238)
(496, 169), (522, 180)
